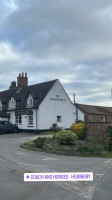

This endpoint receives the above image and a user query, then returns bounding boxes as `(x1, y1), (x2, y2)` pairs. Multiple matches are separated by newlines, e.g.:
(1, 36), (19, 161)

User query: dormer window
(27, 95), (33, 107)
(8, 97), (16, 109)
(0, 101), (2, 111)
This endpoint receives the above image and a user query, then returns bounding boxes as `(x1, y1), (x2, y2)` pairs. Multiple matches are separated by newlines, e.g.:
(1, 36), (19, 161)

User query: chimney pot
(17, 72), (28, 87)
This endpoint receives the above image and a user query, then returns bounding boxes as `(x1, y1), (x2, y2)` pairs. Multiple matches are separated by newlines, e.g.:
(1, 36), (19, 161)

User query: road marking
(17, 162), (47, 168)
(18, 163), (37, 166)
(96, 174), (104, 176)
(42, 157), (60, 161)
(105, 160), (111, 163)
(0, 159), (6, 162)
(16, 153), (27, 155)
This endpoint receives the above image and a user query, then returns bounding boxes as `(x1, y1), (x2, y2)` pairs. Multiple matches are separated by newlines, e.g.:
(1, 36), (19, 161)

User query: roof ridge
(27, 79), (58, 88)
(76, 103), (112, 109)
(0, 88), (17, 94)
(0, 79), (58, 93)
(76, 103), (112, 115)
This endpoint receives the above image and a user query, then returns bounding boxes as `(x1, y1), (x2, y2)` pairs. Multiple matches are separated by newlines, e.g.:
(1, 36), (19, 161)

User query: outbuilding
(75, 103), (112, 122)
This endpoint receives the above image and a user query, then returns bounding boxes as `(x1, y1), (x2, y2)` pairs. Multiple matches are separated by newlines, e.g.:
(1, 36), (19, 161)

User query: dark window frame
(15, 115), (22, 124)
(57, 116), (62, 122)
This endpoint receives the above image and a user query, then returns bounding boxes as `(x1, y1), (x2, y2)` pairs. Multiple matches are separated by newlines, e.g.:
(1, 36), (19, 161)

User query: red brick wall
(85, 122), (111, 143)
(106, 115), (112, 122)
(85, 113), (112, 122)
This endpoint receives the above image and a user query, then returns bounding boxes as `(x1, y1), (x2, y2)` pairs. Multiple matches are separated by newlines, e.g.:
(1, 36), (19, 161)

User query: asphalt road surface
(0, 132), (112, 200)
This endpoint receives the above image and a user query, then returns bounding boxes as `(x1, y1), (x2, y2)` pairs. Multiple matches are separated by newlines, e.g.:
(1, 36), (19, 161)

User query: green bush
(70, 122), (86, 140)
(77, 145), (88, 154)
(107, 124), (112, 137)
(33, 137), (45, 148)
(55, 130), (77, 145)
(101, 151), (108, 157)
(107, 137), (112, 151)
(107, 124), (112, 151)
(77, 145), (103, 155)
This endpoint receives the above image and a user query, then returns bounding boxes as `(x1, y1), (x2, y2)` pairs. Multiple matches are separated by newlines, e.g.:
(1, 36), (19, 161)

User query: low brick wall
(85, 122), (112, 144)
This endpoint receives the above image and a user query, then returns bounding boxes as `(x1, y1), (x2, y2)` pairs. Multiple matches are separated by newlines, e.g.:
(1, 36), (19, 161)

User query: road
(0, 132), (112, 200)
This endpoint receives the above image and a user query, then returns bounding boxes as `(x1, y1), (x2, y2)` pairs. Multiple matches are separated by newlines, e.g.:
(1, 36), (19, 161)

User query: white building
(0, 73), (77, 132)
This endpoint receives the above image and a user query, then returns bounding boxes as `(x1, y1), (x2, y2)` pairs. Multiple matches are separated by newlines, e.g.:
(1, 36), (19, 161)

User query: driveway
(0, 132), (112, 200)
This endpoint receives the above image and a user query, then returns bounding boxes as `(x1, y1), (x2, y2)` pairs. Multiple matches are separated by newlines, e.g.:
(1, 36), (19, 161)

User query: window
(0, 101), (2, 111)
(103, 116), (106, 122)
(16, 100), (21, 107)
(57, 116), (62, 122)
(8, 97), (16, 109)
(27, 95), (33, 107)
(28, 115), (33, 126)
(15, 116), (22, 124)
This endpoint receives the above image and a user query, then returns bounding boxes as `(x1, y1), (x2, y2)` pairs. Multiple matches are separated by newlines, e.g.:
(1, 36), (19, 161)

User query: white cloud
(5, 0), (18, 12)
(0, 0), (112, 106)
(0, 42), (19, 61)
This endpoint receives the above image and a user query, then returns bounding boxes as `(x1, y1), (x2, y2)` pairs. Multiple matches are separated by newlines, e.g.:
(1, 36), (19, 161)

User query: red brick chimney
(17, 72), (28, 87)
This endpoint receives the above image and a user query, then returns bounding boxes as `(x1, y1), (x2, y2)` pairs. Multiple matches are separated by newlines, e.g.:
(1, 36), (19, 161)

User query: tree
(9, 81), (17, 89)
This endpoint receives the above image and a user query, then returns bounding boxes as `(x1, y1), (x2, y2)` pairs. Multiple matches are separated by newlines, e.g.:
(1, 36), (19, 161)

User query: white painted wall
(8, 110), (37, 130)
(77, 108), (84, 121)
(0, 117), (9, 121)
(8, 112), (15, 124)
(38, 80), (76, 130)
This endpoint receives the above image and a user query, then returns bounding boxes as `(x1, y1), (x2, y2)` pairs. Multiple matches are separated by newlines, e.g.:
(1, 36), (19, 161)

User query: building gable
(40, 79), (75, 107)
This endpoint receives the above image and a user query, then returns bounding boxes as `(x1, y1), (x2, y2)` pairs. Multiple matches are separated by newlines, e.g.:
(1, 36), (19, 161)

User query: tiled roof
(0, 79), (57, 112)
(0, 111), (10, 118)
(76, 103), (112, 115)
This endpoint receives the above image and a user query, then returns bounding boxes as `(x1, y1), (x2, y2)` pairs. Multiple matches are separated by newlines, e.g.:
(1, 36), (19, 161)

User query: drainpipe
(76, 106), (78, 122)
(73, 94), (75, 104)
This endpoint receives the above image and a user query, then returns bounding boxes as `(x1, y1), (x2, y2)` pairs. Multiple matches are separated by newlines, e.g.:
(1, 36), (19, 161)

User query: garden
(20, 122), (112, 158)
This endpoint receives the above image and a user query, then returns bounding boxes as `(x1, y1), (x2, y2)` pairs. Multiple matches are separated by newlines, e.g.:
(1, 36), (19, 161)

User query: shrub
(107, 137), (112, 151)
(77, 145), (88, 154)
(33, 137), (45, 148)
(55, 130), (77, 145)
(77, 144), (103, 155)
(107, 124), (112, 151)
(107, 124), (112, 137)
(101, 151), (108, 157)
(70, 122), (86, 140)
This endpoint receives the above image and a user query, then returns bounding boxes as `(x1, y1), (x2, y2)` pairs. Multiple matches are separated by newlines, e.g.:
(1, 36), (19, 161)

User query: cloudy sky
(0, 0), (112, 106)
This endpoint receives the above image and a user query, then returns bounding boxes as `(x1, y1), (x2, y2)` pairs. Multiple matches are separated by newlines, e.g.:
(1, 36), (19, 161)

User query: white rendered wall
(77, 109), (84, 121)
(8, 112), (15, 124)
(0, 117), (8, 121)
(38, 80), (76, 130)
(8, 110), (37, 130)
